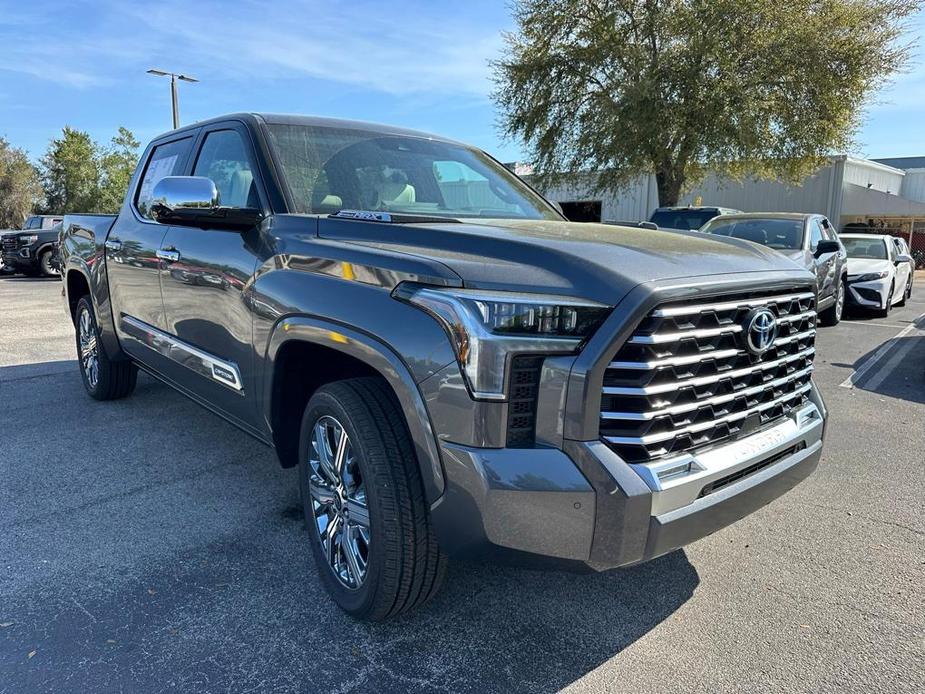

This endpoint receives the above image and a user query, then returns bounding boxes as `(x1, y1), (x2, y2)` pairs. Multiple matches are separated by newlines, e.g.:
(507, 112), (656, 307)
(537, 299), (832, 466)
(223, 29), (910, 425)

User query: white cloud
(0, 0), (504, 98)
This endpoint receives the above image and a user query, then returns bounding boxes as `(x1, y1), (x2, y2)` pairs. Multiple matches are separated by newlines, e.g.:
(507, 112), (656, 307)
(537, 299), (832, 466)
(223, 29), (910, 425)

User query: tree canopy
(0, 138), (41, 229)
(493, 0), (922, 206)
(39, 126), (141, 215)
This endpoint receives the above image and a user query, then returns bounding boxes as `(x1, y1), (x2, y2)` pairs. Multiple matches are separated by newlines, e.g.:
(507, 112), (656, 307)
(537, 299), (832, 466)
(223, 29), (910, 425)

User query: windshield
(650, 209), (719, 230)
(702, 218), (804, 250)
(266, 124), (560, 221)
(842, 237), (888, 260)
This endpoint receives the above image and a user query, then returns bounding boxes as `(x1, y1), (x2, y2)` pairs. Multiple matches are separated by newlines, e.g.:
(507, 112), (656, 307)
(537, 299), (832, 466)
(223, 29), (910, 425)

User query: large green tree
(39, 126), (140, 214)
(493, 0), (921, 206)
(40, 127), (102, 213)
(0, 138), (41, 229)
(98, 127), (141, 213)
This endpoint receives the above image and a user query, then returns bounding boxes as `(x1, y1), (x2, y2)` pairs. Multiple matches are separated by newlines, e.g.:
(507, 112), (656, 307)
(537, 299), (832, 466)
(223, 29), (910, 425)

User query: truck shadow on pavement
(837, 334), (925, 405)
(1, 362), (699, 693)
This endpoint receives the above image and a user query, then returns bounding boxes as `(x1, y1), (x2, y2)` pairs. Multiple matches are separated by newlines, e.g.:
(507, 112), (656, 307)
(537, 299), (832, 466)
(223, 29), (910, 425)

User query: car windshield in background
(842, 237), (888, 259)
(702, 218), (804, 250)
(266, 124), (561, 221)
(650, 209), (718, 230)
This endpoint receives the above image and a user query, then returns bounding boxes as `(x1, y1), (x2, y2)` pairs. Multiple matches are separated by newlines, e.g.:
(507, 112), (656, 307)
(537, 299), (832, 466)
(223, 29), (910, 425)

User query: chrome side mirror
(150, 176), (263, 231)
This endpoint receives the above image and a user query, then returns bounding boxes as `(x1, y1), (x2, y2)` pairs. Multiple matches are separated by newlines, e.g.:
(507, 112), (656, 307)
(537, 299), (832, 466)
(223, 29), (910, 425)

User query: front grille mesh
(1, 236), (18, 252)
(599, 287), (816, 463)
(506, 355), (544, 448)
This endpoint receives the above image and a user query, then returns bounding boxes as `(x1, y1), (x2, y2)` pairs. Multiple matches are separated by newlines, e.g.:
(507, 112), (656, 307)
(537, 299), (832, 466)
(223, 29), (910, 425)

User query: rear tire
(75, 296), (137, 400)
(298, 378), (446, 621)
(819, 280), (845, 326)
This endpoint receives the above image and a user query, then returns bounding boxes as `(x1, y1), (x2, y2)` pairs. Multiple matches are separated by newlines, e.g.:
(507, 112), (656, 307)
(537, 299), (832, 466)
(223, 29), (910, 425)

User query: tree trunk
(655, 168), (684, 207)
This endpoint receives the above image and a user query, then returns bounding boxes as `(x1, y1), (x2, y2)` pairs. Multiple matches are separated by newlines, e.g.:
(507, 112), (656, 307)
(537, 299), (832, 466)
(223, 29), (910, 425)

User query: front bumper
(846, 278), (889, 309)
(430, 387), (825, 571)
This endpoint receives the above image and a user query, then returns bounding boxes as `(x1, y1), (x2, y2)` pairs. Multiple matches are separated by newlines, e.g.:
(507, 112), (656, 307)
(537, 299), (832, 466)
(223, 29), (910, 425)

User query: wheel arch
(65, 268), (92, 324)
(263, 316), (445, 504)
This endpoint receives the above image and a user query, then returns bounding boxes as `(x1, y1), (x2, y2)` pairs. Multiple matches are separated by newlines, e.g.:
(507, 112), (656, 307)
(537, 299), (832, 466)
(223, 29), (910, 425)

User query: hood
(846, 257), (892, 276)
(317, 217), (813, 304)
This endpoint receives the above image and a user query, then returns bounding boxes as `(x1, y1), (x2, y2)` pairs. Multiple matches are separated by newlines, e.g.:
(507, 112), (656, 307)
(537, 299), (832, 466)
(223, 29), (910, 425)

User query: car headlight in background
(19, 235), (38, 245)
(852, 271), (889, 282)
(394, 283), (610, 399)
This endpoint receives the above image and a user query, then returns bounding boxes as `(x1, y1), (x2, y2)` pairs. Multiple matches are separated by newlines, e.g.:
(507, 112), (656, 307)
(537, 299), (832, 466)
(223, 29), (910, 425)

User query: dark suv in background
(649, 205), (741, 231)
(1, 215), (64, 276)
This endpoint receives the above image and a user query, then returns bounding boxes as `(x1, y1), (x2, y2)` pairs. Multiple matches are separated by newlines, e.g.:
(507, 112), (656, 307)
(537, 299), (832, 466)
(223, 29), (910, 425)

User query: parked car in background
(1, 218), (64, 277)
(891, 236), (916, 276)
(701, 213), (847, 326)
(840, 233), (914, 317)
(649, 205), (740, 231)
(59, 113), (826, 620)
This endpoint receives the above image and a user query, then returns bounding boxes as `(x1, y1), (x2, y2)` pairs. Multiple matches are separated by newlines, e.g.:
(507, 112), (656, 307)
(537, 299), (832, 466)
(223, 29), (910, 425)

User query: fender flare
(264, 315), (446, 505)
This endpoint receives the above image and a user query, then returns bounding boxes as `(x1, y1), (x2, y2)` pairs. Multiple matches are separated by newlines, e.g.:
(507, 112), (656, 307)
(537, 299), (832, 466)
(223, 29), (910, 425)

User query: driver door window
(809, 220), (824, 251)
(193, 130), (258, 208)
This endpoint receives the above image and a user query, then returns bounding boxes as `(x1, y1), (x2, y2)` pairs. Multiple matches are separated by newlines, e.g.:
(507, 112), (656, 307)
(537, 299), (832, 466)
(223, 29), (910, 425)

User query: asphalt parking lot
(1, 274), (923, 694)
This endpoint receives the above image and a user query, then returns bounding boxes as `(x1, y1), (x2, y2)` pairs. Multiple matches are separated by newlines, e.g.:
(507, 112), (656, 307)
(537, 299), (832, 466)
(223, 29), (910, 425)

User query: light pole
(146, 69), (199, 129)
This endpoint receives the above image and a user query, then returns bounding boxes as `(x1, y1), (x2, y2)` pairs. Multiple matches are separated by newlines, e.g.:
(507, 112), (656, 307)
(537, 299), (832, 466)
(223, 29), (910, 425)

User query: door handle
(104, 238), (122, 251)
(156, 249), (180, 263)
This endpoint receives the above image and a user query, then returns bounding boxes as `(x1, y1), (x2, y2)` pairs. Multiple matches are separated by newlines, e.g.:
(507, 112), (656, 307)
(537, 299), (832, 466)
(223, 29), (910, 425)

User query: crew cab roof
(150, 112), (464, 147)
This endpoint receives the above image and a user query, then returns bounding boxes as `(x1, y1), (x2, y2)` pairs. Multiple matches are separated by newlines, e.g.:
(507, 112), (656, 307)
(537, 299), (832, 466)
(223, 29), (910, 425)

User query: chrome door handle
(104, 239), (122, 251)
(156, 249), (180, 263)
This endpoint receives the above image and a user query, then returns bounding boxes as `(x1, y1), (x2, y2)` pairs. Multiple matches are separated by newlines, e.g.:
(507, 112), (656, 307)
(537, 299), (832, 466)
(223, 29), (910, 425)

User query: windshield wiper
(329, 209), (461, 224)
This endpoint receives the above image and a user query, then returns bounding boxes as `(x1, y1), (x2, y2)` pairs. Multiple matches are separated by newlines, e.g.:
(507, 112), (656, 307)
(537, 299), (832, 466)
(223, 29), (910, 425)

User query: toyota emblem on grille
(744, 307), (779, 355)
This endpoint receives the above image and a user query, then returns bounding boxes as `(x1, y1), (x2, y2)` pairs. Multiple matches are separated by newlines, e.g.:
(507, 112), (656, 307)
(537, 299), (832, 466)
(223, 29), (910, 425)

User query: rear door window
(135, 138), (193, 219)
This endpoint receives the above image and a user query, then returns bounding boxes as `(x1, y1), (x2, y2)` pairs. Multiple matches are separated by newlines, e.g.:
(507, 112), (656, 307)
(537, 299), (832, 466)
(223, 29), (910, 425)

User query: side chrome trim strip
(121, 315), (244, 392)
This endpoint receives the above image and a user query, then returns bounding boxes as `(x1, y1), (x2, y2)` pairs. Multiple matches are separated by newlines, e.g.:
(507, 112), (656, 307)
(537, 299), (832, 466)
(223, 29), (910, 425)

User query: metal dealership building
(525, 155), (925, 252)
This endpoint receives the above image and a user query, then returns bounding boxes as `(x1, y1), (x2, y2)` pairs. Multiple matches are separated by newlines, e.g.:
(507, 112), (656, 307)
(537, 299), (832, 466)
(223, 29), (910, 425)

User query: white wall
(537, 173), (658, 222)
(843, 158), (905, 194)
(680, 161), (842, 220)
(900, 169), (925, 203)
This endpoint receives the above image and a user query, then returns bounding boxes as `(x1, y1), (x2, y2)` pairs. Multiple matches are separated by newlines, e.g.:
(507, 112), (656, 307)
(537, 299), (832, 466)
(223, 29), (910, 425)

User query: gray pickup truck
(59, 113), (827, 621)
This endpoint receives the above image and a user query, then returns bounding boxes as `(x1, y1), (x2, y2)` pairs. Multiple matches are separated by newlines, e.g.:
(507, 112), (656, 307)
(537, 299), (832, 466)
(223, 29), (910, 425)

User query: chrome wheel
(40, 250), (58, 276)
(78, 306), (99, 390)
(308, 415), (370, 589)
(835, 282), (845, 320)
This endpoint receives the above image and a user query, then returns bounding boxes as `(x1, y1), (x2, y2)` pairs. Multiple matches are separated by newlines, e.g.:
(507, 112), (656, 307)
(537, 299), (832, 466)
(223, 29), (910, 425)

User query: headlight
(19, 234), (38, 245)
(394, 283), (610, 399)
(853, 271), (889, 282)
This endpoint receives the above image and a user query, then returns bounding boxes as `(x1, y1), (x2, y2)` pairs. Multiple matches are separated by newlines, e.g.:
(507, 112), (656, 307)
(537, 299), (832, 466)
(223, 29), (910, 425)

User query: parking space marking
(839, 311), (925, 389)
(861, 332), (923, 391)
(840, 321), (919, 330)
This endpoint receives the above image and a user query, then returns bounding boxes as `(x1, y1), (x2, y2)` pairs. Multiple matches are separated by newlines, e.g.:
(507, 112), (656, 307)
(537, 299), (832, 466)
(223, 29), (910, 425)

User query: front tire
(39, 249), (58, 277)
(819, 280), (845, 326)
(298, 378), (446, 621)
(75, 296), (137, 400)
(875, 283), (894, 318)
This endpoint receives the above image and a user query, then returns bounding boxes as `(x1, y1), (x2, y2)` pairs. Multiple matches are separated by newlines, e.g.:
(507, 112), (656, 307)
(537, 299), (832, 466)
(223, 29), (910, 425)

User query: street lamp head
(177, 74), (199, 83)
(146, 68), (169, 77)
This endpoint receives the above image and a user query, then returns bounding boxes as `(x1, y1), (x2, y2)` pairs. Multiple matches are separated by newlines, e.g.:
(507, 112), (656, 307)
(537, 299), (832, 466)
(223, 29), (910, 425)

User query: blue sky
(1, 0), (923, 165)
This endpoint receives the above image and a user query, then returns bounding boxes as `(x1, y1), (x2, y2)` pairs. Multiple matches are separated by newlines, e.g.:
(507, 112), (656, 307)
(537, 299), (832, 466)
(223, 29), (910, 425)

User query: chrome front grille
(599, 287), (817, 463)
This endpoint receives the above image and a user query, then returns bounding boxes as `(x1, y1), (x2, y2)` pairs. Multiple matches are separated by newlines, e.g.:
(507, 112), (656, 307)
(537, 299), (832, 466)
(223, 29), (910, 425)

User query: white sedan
(841, 233), (914, 317)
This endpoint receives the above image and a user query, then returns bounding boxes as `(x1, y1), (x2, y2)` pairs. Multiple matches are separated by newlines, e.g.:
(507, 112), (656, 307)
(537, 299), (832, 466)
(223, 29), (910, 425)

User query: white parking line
(839, 312), (925, 389)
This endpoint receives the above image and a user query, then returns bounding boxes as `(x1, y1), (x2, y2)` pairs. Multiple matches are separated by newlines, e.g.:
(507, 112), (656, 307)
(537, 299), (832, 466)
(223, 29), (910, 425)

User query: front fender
(263, 316), (446, 504)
